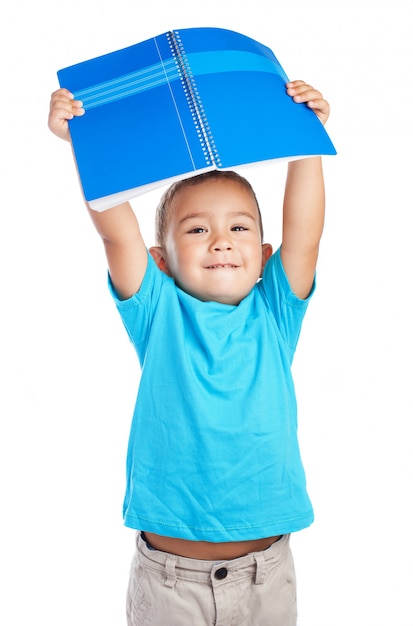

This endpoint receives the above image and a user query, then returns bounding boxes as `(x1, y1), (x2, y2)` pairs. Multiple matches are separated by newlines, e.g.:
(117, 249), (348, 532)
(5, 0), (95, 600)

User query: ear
(260, 243), (273, 276)
(149, 246), (171, 276)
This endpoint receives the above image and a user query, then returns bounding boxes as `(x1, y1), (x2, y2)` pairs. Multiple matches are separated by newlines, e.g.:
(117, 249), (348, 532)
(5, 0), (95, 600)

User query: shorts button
(215, 567), (228, 580)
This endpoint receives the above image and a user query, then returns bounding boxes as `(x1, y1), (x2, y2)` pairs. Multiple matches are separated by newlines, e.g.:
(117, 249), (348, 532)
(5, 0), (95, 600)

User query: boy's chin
(179, 276), (256, 305)
(200, 289), (248, 306)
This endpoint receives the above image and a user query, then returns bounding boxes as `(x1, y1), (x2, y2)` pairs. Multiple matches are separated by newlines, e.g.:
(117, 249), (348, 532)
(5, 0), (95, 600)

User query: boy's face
(151, 178), (272, 305)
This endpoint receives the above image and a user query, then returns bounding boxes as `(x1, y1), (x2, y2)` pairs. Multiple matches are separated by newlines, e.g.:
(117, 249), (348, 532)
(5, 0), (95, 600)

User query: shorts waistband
(136, 532), (290, 587)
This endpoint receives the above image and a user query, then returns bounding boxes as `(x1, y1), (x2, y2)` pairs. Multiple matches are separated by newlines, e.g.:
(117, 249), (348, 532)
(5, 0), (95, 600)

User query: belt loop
(254, 552), (266, 585)
(164, 554), (177, 588)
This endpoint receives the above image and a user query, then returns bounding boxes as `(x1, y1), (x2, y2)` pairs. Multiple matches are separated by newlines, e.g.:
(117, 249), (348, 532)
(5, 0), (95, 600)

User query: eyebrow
(177, 210), (257, 226)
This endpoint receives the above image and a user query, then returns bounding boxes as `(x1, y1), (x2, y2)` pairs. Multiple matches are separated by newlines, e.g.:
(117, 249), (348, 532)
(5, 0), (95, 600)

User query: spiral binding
(167, 31), (221, 168)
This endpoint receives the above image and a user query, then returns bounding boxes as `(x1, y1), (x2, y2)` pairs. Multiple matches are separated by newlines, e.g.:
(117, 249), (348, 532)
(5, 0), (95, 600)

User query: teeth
(208, 264), (236, 268)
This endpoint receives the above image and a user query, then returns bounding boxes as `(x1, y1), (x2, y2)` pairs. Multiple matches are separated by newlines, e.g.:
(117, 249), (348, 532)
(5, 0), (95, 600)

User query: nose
(210, 231), (233, 251)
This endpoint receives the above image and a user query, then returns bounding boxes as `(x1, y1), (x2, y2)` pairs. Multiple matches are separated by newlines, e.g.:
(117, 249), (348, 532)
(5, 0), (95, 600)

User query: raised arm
(48, 89), (147, 300)
(86, 202), (148, 300)
(281, 81), (330, 299)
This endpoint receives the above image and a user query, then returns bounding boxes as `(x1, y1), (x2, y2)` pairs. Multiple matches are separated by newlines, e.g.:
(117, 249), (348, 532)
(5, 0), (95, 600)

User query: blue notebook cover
(57, 27), (336, 210)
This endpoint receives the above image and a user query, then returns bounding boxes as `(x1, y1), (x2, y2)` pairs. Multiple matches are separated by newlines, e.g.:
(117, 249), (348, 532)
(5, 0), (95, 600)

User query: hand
(48, 88), (85, 141)
(286, 80), (330, 126)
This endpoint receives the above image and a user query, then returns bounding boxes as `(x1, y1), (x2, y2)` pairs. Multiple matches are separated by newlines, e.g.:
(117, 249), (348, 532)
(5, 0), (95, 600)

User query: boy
(48, 79), (330, 626)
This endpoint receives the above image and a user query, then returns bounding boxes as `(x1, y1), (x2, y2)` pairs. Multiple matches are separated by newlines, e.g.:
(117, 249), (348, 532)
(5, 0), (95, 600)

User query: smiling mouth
(206, 264), (238, 269)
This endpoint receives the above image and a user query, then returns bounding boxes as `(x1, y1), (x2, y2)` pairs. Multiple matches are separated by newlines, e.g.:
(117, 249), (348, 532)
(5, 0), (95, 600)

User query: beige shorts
(126, 532), (297, 626)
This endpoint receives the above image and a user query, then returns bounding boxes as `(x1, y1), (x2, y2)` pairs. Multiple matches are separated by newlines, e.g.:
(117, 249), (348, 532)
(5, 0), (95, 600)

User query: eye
(188, 226), (207, 234)
(232, 225), (248, 231)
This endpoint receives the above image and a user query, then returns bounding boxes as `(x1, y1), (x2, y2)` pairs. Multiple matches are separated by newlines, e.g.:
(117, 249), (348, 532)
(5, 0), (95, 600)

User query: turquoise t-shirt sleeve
(260, 247), (315, 356)
(107, 252), (167, 351)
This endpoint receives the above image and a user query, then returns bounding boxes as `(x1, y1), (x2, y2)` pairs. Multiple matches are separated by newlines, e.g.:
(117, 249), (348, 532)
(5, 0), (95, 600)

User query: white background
(1, 1), (412, 624)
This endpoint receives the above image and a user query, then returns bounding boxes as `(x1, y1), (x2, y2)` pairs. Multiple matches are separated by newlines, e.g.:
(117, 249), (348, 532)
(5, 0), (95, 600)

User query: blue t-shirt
(109, 247), (314, 541)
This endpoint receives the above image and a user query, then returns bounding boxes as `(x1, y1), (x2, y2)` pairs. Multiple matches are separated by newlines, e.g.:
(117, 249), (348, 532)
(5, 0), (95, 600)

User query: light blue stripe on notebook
(73, 59), (179, 109)
(74, 50), (287, 110)
(186, 50), (288, 82)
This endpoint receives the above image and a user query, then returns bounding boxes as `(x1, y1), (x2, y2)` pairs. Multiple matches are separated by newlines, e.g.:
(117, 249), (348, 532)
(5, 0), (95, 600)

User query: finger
(50, 96), (84, 119)
(306, 97), (328, 109)
(287, 84), (323, 104)
(306, 99), (330, 126)
(286, 80), (307, 89)
(51, 106), (75, 124)
(49, 88), (74, 108)
(50, 88), (83, 108)
(286, 80), (317, 96)
(51, 87), (74, 98)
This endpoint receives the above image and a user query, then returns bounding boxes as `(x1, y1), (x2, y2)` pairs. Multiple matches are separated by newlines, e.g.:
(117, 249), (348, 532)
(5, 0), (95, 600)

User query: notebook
(57, 27), (336, 211)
